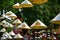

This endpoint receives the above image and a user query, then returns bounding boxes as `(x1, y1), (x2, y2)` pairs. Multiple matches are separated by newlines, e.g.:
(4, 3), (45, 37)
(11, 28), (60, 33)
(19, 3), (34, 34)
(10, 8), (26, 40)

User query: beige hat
(14, 33), (23, 38)
(0, 28), (6, 32)
(9, 30), (15, 36)
(9, 13), (17, 19)
(29, 0), (48, 4)
(20, 0), (33, 8)
(30, 19), (47, 29)
(6, 11), (13, 15)
(2, 32), (12, 39)
(18, 22), (30, 29)
(12, 3), (22, 9)
(13, 19), (22, 25)
(1, 20), (13, 27)
(50, 13), (60, 24)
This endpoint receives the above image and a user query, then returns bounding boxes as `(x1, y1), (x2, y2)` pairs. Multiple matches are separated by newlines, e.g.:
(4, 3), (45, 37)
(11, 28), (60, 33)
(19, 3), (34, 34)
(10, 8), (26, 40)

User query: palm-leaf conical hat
(30, 19), (47, 29)
(29, 0), (48, 4)
(50, 13), (60, 24)
(2, 32), (12, 39)
(13, 19), (22, 25)
(0, 28), (6, 32)
(9, 30), (15, 36)
(14, 33), (23, 38)
(12, 3), (22, 9)
(20, 0), (33, 8)
(18, 22), (30, 29)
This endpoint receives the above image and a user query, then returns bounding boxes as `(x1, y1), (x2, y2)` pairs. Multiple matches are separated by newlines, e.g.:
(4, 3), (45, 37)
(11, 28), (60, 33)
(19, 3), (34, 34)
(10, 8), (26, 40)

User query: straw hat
(1, 20), (7, 24)
(8, 13), (17, 19)
(20, 0), (33, 8)
(0, 28), (6, 32)
(1, 36), (6, 40)
(50, 13), (60, 24)
(2, 13), (10, 18)
(14, 33), (23, 38)
(6, 11), (13, 15)
(17, 22), (30, 29)
(2, 21), (13, 28)
(9, 30), (15, 36)
(12, 3), (22, 9)
(2, 32), (12, 39)
(30, 19), (47, 29)
(13, 19), (22, 25)
(0, 16), (5, 19)
(29, 0), (48, 4)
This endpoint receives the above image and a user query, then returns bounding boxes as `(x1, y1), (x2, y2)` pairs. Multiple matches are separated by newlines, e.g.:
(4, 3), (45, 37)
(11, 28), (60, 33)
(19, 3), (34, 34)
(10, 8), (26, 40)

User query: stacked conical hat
(20, 0), (33, 8)
(13, 19), (22, 25)
(14, 33), (23, 38)
(2, 32), (12, 39)
(9, 13), (17, 19)
(9, 30), (15, 36)
(2, 13), (12, 20)
(1, 20), (7, 25)
(2, 20), (13, 27)
(18, 22), (30, 29)
(6, 11), (13, 15)
(2, 13), (10, 19)
(0, 28), (6, 32)
(30, 19), (47, 29)
(50, 13), (60, 24)
(0, 16), (5, 19)
(12, 3), (22, 9)
(29, 0), (48, 4)
(1, 36), (6, 39)
(4, 23), (13, 28)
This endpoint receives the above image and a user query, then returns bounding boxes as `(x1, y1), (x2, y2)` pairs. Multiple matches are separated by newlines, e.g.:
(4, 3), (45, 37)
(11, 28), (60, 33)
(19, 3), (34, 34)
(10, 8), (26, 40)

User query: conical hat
(1, 20), (6, 25)
(2, 32), (8, 36)
(2, 13), (6, 17)
(14, 33), (23, 38)
(0, 28), (6, 32)
(0, 16), (5, 19)
(1, 36), (6, 39)
(13, 19), (22, 25)
(6, 11), (14, 15)
(2, 21), (13, 28)
(2, 32), (12, 39)
(2, 13), (11, 20)
(9, 13), (17, 19)
(2, 13), (9, 18)
(30, 19), (47, 29)
(20, 0), (33, 8)
(50, 13), (60, 24)
(12, 3), (22, 9)
(18, 22), (30, 29)
(1, 20), (7, 24)
(9, 30), (15, 36)
(29, 0), (48, 4)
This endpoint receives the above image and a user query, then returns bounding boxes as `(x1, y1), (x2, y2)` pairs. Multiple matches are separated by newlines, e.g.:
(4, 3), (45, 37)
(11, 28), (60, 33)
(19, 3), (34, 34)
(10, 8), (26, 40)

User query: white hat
(18, 22), (30, 29)
(50, 13), (60, 24)
(14, 33), (23, 38)
(9, 30), (15, 36)
(20, 0), (33, 8)
(13, 19), (22, 25)
(13, 3), (20, 6)
(2, 32), (12, 39)
(3, 22), (13, 28)
(0, 28), (6, 32)
(6, 11), (13, 15)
